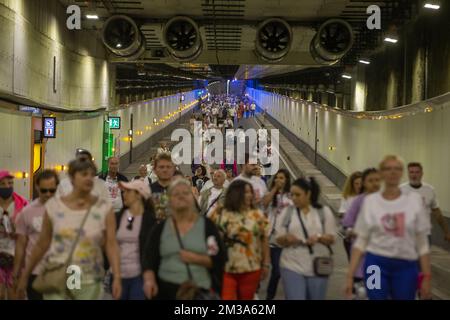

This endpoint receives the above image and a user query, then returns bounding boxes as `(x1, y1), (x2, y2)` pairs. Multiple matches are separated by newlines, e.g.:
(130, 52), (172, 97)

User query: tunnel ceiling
(60, 0), (417, 88)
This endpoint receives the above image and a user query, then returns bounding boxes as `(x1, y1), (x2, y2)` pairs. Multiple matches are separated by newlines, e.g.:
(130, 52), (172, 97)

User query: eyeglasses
(126, 216), (135, 230)
(40, 188), (57, 194)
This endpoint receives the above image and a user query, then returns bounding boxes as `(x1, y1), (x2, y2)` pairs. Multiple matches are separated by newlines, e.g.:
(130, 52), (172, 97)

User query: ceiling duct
(255, 18), (292, 63)
(163, 16), (202, 62)
(102, 15), (145, 59)
(310, 19), (354, 65)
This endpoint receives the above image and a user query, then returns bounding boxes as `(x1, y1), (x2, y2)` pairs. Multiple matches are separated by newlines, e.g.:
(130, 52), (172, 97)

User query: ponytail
(292, 177), (323, 209)
(308, 177), (322, 209)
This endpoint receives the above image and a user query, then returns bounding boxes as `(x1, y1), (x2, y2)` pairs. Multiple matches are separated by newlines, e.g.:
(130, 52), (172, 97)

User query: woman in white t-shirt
(262, 169), (292, 300)
(275, 177), (336, 300)
(345, 155), (432, 300)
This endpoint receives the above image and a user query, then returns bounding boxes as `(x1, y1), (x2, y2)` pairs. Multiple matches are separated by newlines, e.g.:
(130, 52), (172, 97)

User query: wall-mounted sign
(108, 116), (121, 129)
(19, 106), (41, 114)
(43, 117), (56, 138)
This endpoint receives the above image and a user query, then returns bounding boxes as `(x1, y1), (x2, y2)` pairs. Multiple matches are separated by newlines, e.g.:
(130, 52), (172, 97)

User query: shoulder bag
(296, 208), (334, 277)
(32, 202), (93, 298)
(172, 216), (220, 300)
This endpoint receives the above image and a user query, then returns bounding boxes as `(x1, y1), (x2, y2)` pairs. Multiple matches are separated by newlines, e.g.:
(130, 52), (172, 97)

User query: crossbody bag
(296, 208), (334, 277)
(33, 202), (93, 297)
(172, 217), (220, 300)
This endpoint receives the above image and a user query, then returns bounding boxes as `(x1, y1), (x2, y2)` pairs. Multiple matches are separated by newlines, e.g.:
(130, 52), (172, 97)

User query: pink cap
(0, 170), (14, 181)
(119, 180), (151, 200)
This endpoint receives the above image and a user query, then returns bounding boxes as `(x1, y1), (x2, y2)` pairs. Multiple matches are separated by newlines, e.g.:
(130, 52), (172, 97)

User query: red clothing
(222, 270), (261, 300)
(12, 192), (28, 222)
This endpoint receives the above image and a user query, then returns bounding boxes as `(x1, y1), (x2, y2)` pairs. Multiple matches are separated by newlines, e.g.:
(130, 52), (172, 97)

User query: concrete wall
(0, 0), (115, 111)
(0, 109), (32, 198)
(247, 88), (450, 218)
(0, 90), (201, 199)
(352, 4), (450, 111)
(110, 91), (200, 159)
(44, 115), (104, 173)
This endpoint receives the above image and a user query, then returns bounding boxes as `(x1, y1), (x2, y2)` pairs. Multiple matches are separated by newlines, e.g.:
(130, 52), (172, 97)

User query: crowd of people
(0, 94), (448, 301)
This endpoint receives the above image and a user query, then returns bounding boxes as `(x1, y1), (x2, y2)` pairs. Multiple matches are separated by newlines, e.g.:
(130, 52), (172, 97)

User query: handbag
(0, 252), (14, 269)
(32, 203), (93, 297)
(172, 217), (220, 300)
(296, 208), (334, 277)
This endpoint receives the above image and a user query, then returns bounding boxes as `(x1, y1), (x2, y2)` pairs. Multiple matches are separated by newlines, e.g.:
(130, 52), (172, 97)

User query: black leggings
(27, 274), (43, 300)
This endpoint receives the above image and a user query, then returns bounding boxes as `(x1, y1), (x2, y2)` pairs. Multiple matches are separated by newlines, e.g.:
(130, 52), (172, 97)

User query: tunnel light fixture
(359, 59), (370, 65)
(86, 14), (99, 20)
(341, 74), (352, 79)
(116, 43), (122, 48)
(424, 3), (440, 10)
(384, 37), (398, 44)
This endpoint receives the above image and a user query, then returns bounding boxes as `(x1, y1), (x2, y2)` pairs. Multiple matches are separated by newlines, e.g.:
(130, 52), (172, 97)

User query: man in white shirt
(234, 153), (268, 206)
(98, 156), (129, 213)
(400, 162), (450, 242)
(200, 168), (230, 193)
(198, 170), (227, 217)
(250, 102), (256, 117)
(132, 165), (152, 188)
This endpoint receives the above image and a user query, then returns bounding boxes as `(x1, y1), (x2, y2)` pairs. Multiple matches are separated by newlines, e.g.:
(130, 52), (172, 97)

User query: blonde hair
(342, 171), (363, 199)
(168, 177), (193, 195)
(379, 155), (404, 170)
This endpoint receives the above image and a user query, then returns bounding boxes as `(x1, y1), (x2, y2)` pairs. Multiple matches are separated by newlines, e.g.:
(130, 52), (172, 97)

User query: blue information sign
(43, 117), (56, 138)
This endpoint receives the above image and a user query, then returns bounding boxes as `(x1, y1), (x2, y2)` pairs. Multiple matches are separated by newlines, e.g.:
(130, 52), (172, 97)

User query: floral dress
(210, 208), (269, 274)
(44, 196), (111, 293)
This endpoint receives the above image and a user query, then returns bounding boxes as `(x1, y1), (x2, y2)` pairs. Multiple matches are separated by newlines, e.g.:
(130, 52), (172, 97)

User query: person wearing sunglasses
(0, 170), (28, 300)
(113, 180), (156, 300)
(11, 170), (59, 300)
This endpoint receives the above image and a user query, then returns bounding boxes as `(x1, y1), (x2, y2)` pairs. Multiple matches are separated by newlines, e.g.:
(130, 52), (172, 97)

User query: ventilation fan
(102, 15), (145, 58)
(255, 18), (292, 62)
(163, 16), (202, 62)
(310, 19), (354, 65)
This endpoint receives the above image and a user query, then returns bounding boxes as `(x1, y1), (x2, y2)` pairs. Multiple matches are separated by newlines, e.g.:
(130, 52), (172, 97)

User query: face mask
(0, 187), (13, 200)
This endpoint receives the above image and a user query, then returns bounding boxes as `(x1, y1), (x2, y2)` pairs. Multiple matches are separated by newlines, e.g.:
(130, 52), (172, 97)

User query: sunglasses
(126, 216), (135, 230)
(40, 188), (57, 194)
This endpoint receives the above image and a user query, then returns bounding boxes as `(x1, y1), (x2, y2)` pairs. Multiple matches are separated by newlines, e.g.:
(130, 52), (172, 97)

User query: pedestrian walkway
(253, 113), (450, 300)
(119, 111), (450, 300)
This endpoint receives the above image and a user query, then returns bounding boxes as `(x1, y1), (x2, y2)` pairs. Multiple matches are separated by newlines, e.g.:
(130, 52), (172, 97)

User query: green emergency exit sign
(108, 116), (121, 129)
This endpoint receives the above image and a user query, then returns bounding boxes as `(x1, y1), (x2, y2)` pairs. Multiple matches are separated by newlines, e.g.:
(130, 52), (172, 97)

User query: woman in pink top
(0, 170), (28, 300)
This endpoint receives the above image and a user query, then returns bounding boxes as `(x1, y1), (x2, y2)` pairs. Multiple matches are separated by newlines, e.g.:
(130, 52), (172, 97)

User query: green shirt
(159, 217), (211, 289)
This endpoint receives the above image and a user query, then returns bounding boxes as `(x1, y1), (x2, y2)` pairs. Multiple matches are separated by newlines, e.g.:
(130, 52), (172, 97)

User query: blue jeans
(364, 252), (419, 300)
(121, 275), (145, 300)
(280, 268), (328, 300)
(266, 247), (282, 300)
